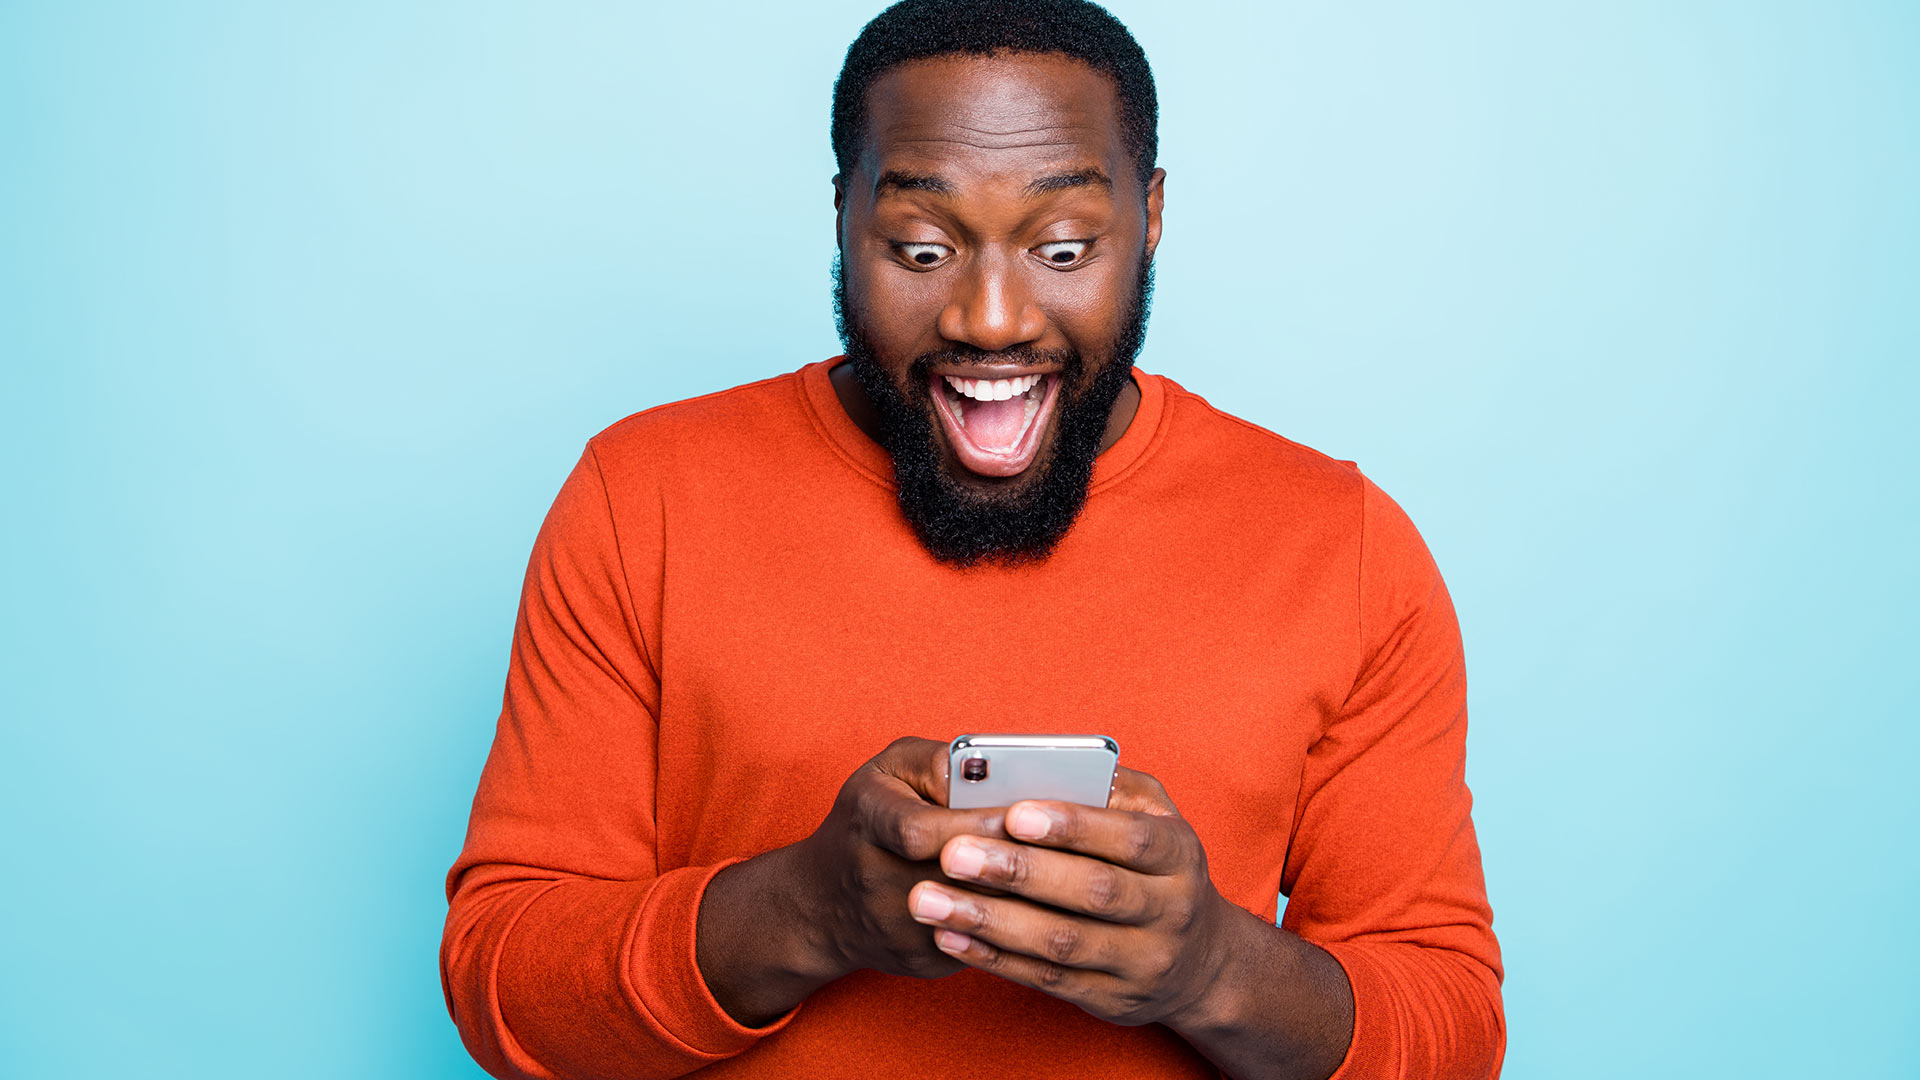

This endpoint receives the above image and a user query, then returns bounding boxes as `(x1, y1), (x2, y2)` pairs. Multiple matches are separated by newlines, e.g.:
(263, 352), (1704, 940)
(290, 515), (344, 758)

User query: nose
(936, 250), (1047, 353)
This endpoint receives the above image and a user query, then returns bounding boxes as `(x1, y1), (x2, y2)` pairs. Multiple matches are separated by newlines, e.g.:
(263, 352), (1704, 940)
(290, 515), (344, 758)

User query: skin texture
(695, 54), (1356, 1079)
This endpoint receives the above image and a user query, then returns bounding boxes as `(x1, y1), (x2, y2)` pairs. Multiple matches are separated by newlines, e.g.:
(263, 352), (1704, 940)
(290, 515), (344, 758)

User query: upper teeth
(944, 373), (1042, 401)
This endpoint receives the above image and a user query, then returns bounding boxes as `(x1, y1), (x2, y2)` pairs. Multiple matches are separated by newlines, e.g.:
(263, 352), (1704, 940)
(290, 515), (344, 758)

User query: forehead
(858, 52), (1127, 188)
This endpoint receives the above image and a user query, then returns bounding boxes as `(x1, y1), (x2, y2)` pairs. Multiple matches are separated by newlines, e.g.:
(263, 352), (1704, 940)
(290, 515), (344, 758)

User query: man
(441, 1), (1503, 1077)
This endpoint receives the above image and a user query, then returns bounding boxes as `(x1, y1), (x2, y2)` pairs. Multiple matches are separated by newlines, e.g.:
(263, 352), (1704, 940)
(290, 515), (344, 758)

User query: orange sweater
(442, 359), (1503, 1079)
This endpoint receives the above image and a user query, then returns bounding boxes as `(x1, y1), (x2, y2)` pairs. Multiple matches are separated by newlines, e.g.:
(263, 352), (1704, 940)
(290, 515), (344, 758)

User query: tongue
(962, 395), (1028, 450)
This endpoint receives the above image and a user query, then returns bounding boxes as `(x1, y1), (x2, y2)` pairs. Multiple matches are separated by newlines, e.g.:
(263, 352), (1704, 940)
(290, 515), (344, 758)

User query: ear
(832, 173), (846, 253)
(1143, 167), (1166, 263)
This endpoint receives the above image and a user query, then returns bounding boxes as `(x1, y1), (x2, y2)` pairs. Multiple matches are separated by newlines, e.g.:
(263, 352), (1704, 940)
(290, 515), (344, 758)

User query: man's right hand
(694, 737), (1009, 1025)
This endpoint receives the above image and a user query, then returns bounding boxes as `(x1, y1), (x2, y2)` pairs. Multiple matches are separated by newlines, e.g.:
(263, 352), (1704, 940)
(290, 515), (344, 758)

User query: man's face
(834, 52), (1165, 566)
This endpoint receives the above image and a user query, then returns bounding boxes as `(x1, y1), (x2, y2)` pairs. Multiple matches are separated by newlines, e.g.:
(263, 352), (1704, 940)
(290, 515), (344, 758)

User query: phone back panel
(947, 735), (1118, 809)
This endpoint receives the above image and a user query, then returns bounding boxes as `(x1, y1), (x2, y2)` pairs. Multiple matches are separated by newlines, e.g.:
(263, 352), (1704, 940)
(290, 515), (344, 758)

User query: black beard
(833, 255), (1154, 568)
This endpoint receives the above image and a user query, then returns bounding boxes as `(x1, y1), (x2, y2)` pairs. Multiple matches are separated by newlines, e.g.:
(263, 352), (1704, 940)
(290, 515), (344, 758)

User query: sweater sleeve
(1279, 475), (1505, 1079)
(440, 445), (797, 1080)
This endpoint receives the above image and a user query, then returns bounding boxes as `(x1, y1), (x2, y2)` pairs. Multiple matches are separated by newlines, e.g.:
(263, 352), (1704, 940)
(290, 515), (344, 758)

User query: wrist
(1164, 895), (1260, 1037)
(768, 837), (854, 986)
(1163, 904), (1357, 1080)
(696, 843), (844, 1025)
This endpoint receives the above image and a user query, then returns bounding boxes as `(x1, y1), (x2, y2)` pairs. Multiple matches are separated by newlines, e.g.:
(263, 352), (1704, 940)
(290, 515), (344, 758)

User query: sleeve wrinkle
(541, 590), (638, 698)
(442, 876), (573, 1080)
(537, 593), (646, 716)
(587, 441), (662, 689)
(484, 880), (573, 1080)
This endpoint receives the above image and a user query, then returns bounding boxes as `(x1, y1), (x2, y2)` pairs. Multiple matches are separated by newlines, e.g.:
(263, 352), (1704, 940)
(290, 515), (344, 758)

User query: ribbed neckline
(797, 357), (1169, 494)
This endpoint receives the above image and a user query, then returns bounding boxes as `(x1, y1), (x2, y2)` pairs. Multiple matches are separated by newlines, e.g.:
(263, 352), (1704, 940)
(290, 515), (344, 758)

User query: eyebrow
(1024, 168), (1111, 196)
(876, 170), (955, 196)
(873, 167), (1113, 199)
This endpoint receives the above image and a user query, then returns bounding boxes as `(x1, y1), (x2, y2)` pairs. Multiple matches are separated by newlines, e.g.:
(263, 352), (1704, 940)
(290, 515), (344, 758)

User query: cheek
(851, 259), (951, 354)
(1038, 262), (1134, 349)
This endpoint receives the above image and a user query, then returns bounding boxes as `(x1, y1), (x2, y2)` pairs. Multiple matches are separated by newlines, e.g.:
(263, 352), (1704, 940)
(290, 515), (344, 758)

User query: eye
(1034, 239), (1091, 267)
(896, 242), (953, 268)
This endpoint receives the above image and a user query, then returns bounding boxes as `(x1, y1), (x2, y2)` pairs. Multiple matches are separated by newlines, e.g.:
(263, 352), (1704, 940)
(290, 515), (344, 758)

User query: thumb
(1108, 766), (1180, 817)
(873, 736), (952, 807)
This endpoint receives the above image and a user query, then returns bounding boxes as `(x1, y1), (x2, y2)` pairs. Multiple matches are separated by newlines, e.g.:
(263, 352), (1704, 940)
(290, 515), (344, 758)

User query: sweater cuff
(624, 859), (802, 1058)
(1317, 940), (1389, 1080)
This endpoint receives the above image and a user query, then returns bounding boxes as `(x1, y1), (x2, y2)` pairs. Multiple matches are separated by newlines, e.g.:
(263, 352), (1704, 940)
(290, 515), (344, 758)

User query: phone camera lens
(960, 757), (989, 782)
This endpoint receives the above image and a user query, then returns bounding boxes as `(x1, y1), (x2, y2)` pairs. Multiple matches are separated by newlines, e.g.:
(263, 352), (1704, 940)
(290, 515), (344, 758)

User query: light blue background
(3, 2), (1915, 1077)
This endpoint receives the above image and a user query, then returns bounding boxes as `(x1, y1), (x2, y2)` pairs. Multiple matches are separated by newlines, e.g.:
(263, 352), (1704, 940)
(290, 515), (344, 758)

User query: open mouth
(929, 370), (1062, 477)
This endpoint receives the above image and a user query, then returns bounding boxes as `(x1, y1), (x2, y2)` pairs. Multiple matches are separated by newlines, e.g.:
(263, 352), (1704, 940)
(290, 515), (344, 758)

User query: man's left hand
(905, 767), (1240, 1028)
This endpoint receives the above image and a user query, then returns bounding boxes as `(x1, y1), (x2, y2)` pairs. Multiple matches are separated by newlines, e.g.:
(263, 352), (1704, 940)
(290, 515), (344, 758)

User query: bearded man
(441, 1), (1503, 1077)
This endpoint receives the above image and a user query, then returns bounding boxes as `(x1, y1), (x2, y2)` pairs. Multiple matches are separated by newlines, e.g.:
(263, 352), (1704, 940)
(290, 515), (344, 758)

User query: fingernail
(911, 886), (953, 922)
(935, 929), (971, 953)
(1007, 804), (1050, 840)
(946, 839), (986, 878)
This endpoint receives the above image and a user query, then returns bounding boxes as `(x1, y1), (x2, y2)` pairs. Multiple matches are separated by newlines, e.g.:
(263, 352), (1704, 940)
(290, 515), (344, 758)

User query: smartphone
(946, 734), (1119, 810)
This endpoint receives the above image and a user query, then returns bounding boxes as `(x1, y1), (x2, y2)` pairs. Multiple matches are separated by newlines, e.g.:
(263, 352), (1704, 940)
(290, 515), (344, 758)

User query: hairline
(839, 46), (1154, 189)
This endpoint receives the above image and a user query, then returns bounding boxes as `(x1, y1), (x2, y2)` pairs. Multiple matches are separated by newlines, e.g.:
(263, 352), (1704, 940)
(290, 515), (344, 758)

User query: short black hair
(831, 0), (1159, 187)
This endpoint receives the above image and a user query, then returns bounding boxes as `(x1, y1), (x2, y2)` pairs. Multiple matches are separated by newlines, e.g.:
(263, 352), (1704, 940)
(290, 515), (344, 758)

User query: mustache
(906, 345), (1082, 386)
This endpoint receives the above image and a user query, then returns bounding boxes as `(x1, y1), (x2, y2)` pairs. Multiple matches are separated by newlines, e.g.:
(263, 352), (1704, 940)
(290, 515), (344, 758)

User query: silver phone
(946, 734), (1119, 810)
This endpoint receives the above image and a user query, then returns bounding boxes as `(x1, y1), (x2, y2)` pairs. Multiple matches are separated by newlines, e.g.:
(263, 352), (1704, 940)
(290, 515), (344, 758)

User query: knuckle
(1163, 898), (1197, 933)
(846, 782), (875, 820)
(1043, 922), (1083, 964)
(970, 939), (1001, 968)
(1175, 820), (1201, 854)
(961, 898), (993, 934)
(880, 736), (930, 768)
(1083, 866), (1124, 917)
(1034, 960), (1070, 989)
(849, 784), (887, 834)
(892, 815), (934, 858)
(1001, 846), (1033, 888)
(1149, 941), (1182, 977)
(850, 861), (890, 899)
(1109, 989), (1156, 1026)
(1124, 822), (1160, 865)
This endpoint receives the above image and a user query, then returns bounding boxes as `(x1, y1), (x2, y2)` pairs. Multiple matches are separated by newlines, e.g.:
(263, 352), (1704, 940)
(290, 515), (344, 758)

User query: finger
(906, 881), (1127, 974)
(937, 835), (1158, 924)
(1001, 800), (1191, 875)
(1106, 766), (1179, 817)
(871, 736), (953, 807)
(859, 778), (1005, 862)
(931, 926), (1138, 1009)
